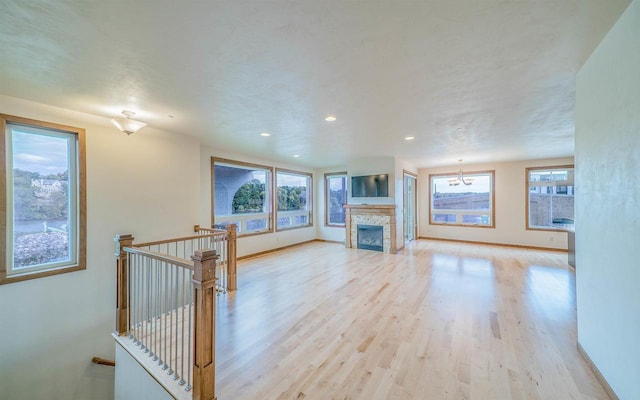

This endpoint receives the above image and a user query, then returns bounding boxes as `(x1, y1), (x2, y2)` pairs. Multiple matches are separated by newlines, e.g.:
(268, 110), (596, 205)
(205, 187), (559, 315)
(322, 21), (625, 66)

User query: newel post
(192, 249), (218, 400)
(114, 234), (134, 336)
(226, 224), (237, 291)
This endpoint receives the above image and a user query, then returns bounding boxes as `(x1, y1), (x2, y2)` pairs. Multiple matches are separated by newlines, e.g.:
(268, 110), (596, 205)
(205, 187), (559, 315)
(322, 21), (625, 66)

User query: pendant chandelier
(448, 159), (474, 186)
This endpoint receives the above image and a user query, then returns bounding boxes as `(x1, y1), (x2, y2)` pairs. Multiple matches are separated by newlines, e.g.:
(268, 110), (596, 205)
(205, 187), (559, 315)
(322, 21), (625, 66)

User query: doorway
(403, 171), (417, 242)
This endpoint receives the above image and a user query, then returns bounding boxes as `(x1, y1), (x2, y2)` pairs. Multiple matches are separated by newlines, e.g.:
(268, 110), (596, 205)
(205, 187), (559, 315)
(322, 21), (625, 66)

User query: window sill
(275, 224), (313, 233)
(526, 226), (573, 233)
(429, 222), (495, 229)
(0, 264), (85, 285)
(236, 230), (273, 239)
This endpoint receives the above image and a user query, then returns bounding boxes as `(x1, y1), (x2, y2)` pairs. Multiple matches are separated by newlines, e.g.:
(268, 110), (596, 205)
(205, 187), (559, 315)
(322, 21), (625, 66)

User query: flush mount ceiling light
(292, 154), (300, 158)
(448, 159), (474, 186)
(404, 136), (415, 141)
(325, 115), (337, 122)
(111, 110), (147, 135)
(260, 132), (271, 137)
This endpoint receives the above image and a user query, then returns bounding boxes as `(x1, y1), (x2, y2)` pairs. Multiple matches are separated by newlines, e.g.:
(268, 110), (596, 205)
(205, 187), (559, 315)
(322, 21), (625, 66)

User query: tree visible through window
(325, 173), (347, 226)
(276, 169), (312, 230)
(1, 115), (86, 284)
(232, 179), (266, 214)
(212, 159), (272, 235)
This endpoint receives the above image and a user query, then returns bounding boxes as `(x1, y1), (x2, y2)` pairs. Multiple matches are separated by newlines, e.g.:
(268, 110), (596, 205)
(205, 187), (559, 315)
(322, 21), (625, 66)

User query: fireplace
(357, 224), (384, 252)
(344, 204), (397, 254)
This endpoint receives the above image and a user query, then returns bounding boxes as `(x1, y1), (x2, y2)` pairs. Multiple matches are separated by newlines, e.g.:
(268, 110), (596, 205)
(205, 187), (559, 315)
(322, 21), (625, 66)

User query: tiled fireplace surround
(344, 204), (397, 254)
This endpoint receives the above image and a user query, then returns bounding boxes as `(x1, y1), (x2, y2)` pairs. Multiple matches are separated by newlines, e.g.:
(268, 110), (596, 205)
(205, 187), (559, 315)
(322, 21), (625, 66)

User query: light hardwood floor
(215, 239), (609, 400)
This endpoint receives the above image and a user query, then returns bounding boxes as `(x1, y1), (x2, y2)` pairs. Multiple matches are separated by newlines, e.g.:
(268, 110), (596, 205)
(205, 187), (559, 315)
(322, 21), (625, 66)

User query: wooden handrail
(194, 224), (238, 291)
(92, 356), (115, 367)
(133, 232), (226, 248)
(124, 247), (194, 270)
(194, 224), (225, 234)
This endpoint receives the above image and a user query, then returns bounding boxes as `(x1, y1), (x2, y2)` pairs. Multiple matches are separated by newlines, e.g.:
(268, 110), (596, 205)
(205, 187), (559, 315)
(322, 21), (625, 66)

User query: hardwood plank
(128, 239), (614, 399)
(213, 239), (612, 399)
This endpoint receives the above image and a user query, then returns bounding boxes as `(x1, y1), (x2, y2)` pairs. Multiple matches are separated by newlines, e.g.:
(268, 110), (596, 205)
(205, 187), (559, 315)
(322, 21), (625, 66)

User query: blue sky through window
(12, 128), (69, 175)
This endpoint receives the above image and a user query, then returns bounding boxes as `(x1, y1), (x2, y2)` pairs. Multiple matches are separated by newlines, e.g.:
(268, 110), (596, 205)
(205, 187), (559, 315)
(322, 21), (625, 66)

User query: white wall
(199, 146), (316, 257)
(346, 157), (395, 205)
(575, 1), (639, 398)
(114, 343), (174, 400)
(0, 95), (201, 400)
(418, 157), (573, 250)
(315, 158), (419, 250)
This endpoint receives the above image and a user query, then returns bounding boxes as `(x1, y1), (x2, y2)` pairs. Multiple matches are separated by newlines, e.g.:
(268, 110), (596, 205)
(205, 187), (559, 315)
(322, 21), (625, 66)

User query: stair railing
(113, 224), (237, 400)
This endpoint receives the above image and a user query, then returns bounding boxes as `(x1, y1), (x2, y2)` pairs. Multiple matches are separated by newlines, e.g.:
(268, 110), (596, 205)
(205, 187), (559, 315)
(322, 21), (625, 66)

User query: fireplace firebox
(357, 224), (383, 252)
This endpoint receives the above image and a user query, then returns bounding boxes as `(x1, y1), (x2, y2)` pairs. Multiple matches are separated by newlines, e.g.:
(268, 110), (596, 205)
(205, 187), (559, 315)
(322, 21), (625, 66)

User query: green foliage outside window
(231, 179), (307, 213)
(277, 186), (306, 211)
(13, 169), (69, 222)
(232, 179), (265, 213)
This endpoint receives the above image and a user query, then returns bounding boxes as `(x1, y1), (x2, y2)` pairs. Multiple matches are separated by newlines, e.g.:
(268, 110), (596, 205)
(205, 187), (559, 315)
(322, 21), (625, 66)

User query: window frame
(275, 168), (313, 232)
(525, 165), (574, 232)
(1, 114), (86, 285)
(428, 169), (495, 228)
(324, 172), (347, 227)
(211, 157), (274, 237)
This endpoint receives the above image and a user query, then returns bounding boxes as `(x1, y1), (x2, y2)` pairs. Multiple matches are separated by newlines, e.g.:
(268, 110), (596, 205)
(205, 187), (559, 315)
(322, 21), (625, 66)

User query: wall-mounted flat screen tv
(351, 174), (389, 197)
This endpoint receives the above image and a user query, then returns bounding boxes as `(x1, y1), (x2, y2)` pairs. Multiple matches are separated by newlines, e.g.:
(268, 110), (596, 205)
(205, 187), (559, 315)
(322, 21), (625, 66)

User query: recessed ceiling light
(260, 132), (271, 137)
(404, 136), (415, 141)
(325, 115), (337, 122)
(292, 154), (300, 158)
(456, 127), (463, 132)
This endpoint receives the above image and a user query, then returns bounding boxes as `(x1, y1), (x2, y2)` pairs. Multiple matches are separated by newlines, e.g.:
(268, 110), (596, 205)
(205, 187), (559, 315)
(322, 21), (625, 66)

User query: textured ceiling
(0, 1), (630, 168)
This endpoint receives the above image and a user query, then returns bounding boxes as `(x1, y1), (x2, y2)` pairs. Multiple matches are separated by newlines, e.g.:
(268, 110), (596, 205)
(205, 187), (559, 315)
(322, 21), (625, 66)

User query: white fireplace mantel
(344, 204), (397, 254)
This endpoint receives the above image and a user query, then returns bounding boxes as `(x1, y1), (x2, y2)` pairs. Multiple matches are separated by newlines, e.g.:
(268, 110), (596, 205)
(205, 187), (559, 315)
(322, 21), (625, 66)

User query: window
(212, 158), (272, 235)
(429, 170), (495, 227)
(526, 165), (574, 230)
(276, 169), (312, 230)
(1, 114), (86, 284)
(325, 172), (347, 227)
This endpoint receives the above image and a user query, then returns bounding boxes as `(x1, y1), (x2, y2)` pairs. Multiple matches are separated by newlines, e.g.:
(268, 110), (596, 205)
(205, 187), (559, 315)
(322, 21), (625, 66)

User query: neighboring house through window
(211, 158), (273, 235)
(526, 165), (574, 230)
(1, 114), (86, 284)
(211, 159), (313, 234)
